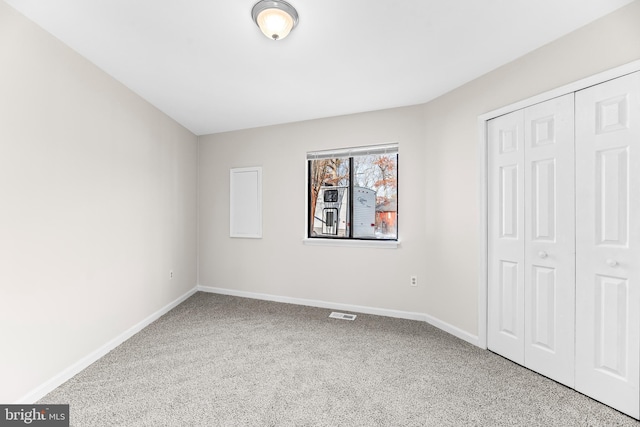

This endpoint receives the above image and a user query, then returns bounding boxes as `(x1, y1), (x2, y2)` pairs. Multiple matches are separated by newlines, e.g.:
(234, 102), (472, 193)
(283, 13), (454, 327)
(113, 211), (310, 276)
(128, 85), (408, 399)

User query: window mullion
(348, 157), (354, 238)
(307, 160), (312, 237)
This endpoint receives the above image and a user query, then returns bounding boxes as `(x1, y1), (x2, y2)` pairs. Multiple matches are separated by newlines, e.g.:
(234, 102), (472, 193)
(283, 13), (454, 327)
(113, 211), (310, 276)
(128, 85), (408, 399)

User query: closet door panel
(488, 110), (525, 364)
(575, 71), (640, 419)
(524, 94), (575, 388)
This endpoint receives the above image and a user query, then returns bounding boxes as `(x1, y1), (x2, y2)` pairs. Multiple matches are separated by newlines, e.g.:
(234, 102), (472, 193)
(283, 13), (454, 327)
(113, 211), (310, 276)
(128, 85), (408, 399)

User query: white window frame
(303, 143), (399, 249)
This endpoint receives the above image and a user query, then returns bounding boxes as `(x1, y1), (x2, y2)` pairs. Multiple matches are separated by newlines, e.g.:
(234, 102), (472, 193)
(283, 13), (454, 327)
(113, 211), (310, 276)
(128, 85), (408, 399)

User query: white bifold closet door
(488, 108), (525, 364)
(488, 94), (576, 388)
(575, 71), (640, 419)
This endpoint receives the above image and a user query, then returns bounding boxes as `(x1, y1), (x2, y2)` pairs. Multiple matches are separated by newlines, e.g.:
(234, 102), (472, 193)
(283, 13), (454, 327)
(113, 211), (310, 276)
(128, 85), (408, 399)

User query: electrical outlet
(410, 276), (417, 287)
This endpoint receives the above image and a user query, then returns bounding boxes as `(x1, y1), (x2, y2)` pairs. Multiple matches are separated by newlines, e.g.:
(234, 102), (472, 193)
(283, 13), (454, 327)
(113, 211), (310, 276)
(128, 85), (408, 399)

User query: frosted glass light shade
(256, 8), (293, 40)
(252, 1), (299, 41)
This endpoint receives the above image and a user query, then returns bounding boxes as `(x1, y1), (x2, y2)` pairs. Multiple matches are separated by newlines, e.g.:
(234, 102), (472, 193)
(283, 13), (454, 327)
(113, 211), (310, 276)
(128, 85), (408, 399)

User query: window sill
(303, 238), (399, 249)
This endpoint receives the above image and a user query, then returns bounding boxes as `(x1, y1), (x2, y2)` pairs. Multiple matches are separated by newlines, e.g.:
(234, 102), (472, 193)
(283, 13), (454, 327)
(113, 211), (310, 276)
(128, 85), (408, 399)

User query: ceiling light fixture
(251, 0), (299, 41)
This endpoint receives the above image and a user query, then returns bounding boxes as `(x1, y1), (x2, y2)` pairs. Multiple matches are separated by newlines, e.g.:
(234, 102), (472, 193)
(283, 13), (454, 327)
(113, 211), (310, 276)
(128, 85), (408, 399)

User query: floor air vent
(329, 312), (357, 321)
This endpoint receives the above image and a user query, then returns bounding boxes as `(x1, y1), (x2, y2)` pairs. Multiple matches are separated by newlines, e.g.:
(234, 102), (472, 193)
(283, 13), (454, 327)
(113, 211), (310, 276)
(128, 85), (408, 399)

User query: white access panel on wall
(575, 71), (640, 419)
(230, 166), (262, 238)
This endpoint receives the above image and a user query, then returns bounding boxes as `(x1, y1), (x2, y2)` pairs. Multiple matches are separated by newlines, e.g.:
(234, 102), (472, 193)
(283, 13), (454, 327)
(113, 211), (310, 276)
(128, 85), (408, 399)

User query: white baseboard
(197, 285), (479, 347)
(18, 285), (479, 403)
(16, 286), (198, 404)
(421, 312), (479, 347)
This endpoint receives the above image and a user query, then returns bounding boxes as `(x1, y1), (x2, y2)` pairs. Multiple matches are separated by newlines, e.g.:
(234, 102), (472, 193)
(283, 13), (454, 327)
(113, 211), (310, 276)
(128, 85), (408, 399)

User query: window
(307, 144), (398, 240)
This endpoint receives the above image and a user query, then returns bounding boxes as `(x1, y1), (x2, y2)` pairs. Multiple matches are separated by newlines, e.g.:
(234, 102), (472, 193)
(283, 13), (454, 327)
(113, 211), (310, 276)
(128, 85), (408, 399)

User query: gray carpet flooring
(40, 292), (640, 426)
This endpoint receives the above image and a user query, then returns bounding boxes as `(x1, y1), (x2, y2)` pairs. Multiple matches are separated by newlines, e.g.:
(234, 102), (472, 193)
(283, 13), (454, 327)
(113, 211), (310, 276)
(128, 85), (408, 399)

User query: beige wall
(199, 0), (640, 337)
(199, 105), (428, 310)
(0, 2), (198, 402)
(422, 0), (640, 333)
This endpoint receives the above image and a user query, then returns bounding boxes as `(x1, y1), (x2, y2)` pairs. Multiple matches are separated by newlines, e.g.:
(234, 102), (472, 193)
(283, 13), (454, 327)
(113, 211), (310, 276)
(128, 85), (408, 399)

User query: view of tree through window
(308, 145), (398, 240)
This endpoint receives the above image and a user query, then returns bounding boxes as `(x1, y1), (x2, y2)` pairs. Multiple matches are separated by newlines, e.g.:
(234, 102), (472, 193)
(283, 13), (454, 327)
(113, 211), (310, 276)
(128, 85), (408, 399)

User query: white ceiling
(4, 0), (636, 135)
